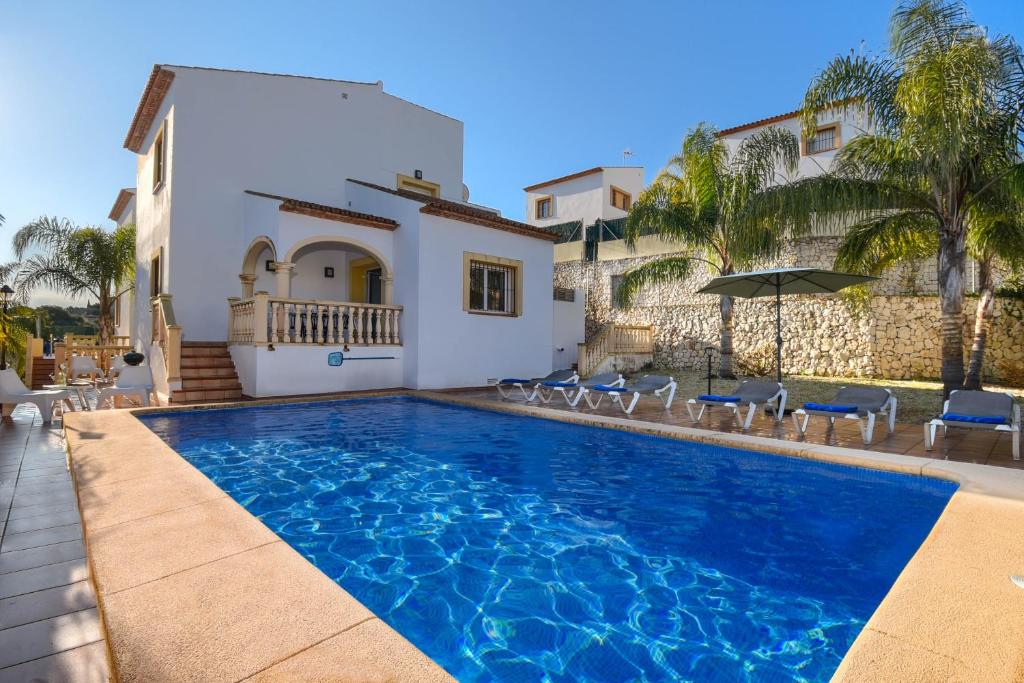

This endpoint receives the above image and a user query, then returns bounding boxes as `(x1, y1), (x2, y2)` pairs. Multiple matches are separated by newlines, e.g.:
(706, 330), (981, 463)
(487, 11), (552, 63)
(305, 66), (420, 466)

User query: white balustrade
(228, 297), (402, 346)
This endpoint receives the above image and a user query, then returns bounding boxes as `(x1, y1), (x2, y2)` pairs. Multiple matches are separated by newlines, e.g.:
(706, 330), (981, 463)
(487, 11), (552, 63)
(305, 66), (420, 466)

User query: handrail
(577, 324), (654, 376)
(151, 294), (182, 383)
(229, 293), (403, 346)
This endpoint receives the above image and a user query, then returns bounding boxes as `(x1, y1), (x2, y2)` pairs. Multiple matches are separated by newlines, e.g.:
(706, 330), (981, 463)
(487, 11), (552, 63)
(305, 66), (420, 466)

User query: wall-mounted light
(324, 267), (335, 279)
(414, 169), (423, 180)
(265, 260), (276, 272)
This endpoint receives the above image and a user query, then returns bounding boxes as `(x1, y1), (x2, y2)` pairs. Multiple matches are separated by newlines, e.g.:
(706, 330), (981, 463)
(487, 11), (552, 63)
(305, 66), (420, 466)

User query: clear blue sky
(1, 0), (1021, 305)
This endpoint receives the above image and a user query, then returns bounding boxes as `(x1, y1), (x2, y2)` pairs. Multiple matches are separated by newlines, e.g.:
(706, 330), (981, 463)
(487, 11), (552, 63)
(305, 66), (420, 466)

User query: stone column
(381, 275), (394, 305)
(274, 262), (295, 299)
(238, 274), (257, 298)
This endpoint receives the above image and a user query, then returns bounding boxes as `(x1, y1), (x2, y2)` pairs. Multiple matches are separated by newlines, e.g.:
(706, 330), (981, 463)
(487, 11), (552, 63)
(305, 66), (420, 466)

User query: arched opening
(240, 236), (277, 296)
(282, 236), (393, 305)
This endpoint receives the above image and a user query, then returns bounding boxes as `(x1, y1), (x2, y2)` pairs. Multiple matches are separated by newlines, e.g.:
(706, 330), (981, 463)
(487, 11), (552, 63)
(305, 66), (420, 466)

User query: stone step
(170, 388), (243, 403)
(180, 355), (235, 368)
(180, 365), (238, 379)
(181, 378), (243, 390)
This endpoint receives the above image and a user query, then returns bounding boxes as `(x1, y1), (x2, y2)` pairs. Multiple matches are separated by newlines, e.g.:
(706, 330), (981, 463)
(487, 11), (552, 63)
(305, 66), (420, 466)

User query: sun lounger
(0, 369), (74, 422)
(791, 386), (896, 444)
(68, 355), (102, 381)
(685, 379), (787, 431)
(96, 366), (156, 409)
(545, 372), (623, 407)
(496, 369), (578, 402)
(924, 389), (1020, 460)
(587, 375), (676, 415)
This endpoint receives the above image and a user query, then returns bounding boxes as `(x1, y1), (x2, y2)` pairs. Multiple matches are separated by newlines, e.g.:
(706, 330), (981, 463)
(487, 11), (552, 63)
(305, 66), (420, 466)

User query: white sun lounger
(587, 375), (676, 415)
(924, 389), (1020, 460)
(791, 386), (896, 444)
(542, 372), (623, 407)
(96, 365), (156, 409)
(496, 369), (578, 402)
(0, 368), (74, 422)
(68, 355), (102, 381)
(685, 379), (787, 431)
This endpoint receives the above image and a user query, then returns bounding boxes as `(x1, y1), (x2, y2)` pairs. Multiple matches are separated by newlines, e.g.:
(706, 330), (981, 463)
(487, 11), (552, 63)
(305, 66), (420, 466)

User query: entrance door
(366, 268), (383, 304)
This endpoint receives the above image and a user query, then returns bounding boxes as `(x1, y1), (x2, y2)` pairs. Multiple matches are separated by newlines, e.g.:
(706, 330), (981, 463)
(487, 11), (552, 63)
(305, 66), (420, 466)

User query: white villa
(114, 65), (559, 402)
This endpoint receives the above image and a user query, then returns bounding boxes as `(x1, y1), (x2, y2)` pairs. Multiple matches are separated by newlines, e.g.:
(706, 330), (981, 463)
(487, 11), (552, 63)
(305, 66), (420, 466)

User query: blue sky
(1, 0), (1021, 305)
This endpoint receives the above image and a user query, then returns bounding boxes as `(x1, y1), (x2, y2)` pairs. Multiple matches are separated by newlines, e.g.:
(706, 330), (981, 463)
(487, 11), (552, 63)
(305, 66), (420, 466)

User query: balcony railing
(228, 293), (402, 346)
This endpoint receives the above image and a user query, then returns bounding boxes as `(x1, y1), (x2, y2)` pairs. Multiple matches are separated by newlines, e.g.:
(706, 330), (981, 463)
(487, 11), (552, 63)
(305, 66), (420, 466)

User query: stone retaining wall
(555, 237), (1024, 383)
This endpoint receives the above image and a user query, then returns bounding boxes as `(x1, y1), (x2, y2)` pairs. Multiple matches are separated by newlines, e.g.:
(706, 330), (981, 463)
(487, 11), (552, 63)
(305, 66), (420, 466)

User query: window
(535, 196), (553, 219)
(397, 173), (440, 198)
(804, 124), (840, 155)
(152, 125), (166, 191)
(462, 252), (523, 316)
(610, 274), (626, 309)
(113, 297), (121, 327)
(610, 186), (631, 211)
(149, 251), (162, 298)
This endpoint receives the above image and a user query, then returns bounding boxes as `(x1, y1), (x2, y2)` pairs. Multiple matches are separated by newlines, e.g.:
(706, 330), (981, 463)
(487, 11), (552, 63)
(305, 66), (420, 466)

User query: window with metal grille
(469, 261), (516, 314)
(806, 125), (839, 154)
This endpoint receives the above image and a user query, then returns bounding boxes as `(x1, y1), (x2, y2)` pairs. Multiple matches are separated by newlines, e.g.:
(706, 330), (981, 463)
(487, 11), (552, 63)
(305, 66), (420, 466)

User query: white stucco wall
(133, 66), (463, 341)
(412, 213), (554, 389)
(231, 344), (403, 397)
(552, 290), (585, 369)
(524, 167), (644, 228)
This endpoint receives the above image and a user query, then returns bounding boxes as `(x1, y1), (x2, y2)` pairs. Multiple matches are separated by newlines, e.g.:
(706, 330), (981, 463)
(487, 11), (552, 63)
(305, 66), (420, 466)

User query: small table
(43, 382), (92, 412)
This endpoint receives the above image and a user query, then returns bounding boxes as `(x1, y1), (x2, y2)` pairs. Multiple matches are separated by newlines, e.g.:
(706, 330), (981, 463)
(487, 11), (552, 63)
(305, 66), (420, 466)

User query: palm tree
(617, 123), (799, 377)
(747, 0), (1024, 396)
(10, 217), (135, 343)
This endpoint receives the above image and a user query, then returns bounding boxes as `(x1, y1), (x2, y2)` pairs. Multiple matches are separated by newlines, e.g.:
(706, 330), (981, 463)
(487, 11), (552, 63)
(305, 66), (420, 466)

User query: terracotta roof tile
(108, 188), (136, 222)
(347, 179), (558, 242)
(244, 191), (398, 230)
(124, 66), (175, 152)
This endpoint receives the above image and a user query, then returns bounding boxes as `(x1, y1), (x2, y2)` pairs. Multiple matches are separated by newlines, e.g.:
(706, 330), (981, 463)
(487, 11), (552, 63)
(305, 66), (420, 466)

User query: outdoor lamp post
(0, 284), (14, 371)
(704, 346), (716, 396)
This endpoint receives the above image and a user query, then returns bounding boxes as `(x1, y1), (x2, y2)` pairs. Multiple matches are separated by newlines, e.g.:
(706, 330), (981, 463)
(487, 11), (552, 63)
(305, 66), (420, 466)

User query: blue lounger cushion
(543, 381), (576, 388)
(940, 413), (1007, 424)
(804, 402), (858, 413)
(593, 384), (629, 392)
(499, 378), (531, 385)
(698, 394), (741, 402)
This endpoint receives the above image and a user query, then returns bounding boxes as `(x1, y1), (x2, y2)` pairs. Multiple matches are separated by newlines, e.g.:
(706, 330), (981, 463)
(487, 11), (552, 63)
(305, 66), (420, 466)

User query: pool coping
(65, 390), (1024, 681)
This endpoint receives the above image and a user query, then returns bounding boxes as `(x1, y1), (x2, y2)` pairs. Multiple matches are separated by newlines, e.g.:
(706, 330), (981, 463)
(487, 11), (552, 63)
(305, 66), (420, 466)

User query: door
(366, 268), (383, 305)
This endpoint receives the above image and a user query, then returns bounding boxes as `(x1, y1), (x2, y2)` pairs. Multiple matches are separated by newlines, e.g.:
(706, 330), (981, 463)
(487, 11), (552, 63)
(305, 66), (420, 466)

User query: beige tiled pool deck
(59, 389), (1024, 681)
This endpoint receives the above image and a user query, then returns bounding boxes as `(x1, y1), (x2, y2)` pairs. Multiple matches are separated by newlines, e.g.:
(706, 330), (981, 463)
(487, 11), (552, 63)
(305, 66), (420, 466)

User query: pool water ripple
(142, 398), (955, 682)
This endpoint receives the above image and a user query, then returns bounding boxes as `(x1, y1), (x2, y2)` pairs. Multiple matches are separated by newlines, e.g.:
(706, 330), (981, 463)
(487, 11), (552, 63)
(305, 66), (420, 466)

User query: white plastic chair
(69, 355), (102, 381)
(107, 355), (126, 380)
(0, 369), (74, 422)
(96, 365), (156, 409)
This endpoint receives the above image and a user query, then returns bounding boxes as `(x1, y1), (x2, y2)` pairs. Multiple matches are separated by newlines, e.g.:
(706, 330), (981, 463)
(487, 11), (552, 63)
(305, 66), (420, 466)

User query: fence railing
(577, 324), (654, 376)
(65, 333), (133, 375)
(151, 294), (182, 383)
(228, 293), (402, 346)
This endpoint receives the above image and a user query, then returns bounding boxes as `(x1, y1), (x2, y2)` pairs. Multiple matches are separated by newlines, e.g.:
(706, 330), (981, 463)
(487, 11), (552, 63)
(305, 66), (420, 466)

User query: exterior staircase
(170, 342), (243, 403)
(30, 358), (56, 389)
(576, 324), (655, 377)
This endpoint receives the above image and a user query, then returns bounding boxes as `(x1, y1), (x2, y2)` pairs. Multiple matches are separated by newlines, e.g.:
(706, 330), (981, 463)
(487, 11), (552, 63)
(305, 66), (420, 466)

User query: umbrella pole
(775, 279), (783, 385)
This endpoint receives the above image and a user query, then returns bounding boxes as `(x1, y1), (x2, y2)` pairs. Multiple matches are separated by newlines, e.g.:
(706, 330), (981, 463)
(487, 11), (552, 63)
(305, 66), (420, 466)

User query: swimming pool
(141, 397), (955, 682)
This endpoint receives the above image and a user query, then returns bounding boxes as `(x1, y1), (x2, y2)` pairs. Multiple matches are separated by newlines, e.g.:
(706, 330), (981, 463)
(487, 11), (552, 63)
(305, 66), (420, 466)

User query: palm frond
(616, 257), (698, 308)
(835, 211), (938, 274)
(801, 54), (903, 136)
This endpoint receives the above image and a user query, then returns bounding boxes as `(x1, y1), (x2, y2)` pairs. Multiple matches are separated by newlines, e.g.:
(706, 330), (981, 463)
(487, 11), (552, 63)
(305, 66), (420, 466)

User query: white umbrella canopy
(697, 268), (879, 383)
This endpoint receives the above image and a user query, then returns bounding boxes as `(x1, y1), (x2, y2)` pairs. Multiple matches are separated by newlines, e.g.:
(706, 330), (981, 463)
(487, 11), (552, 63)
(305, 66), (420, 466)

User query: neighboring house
(534, 107), (982, 378)
(120, 65), (556, 401)
(108, 188), (136, 340)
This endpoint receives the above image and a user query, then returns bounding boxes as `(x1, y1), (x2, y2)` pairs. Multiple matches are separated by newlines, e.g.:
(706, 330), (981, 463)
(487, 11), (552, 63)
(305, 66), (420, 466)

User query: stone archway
(282, 235), (393, 304)
(240, 236), (277, 297)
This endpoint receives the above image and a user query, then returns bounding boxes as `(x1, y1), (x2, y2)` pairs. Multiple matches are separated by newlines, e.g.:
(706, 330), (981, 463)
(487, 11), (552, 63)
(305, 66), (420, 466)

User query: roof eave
(123, 66), (175, 152)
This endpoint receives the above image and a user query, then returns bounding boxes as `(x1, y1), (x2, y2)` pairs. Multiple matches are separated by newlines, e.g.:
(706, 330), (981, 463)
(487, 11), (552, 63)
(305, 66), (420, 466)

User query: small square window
(536, 196), (552, 219)
(610, 187), (631, 211)
(463, 253), (522, 316)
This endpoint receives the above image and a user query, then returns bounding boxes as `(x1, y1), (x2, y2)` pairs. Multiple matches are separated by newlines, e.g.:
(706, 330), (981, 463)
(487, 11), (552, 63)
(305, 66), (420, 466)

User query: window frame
(462, 252), (523, 317)
(149, 249), (163, 298)
(610, 186), (632, 212)
(152, 123), (167, 193)
(802, 122), (841, 156)
(535, 195), (553, 220)
(396, 173), (440, 198)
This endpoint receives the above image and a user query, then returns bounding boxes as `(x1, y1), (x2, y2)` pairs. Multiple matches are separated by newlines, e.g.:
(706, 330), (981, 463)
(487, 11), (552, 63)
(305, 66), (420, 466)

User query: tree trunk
(718, 294), (737, 378)
(937, 227), (967, 398)
(97, 291), (113, 346)
(964, 255), (995, 391)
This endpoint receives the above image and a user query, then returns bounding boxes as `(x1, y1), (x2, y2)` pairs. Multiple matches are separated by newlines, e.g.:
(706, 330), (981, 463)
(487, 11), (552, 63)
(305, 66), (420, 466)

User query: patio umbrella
(696, 267), (879, 383)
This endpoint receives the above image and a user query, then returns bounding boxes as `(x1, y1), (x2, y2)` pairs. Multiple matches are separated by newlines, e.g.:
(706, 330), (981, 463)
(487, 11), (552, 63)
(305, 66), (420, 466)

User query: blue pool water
(141, 398), (955, 682)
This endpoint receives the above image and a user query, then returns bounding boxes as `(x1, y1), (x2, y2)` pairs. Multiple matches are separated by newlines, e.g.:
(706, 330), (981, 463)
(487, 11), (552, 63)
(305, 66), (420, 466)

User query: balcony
(228, 294), (402, 346)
